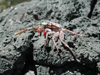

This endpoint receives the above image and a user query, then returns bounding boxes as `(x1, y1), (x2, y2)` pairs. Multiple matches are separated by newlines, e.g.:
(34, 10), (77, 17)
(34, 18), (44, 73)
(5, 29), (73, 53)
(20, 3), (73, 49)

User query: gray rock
(0, 0), (100, 75)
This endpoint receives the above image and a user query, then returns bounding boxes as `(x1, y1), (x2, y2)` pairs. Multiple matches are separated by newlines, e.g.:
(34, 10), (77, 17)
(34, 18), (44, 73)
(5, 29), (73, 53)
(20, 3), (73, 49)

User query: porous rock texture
(0, 0), (100, 75)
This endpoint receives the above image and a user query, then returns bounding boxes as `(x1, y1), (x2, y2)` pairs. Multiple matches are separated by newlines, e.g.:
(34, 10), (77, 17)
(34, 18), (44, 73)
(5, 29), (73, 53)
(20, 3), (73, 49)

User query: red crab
(15, 21), (88, 61)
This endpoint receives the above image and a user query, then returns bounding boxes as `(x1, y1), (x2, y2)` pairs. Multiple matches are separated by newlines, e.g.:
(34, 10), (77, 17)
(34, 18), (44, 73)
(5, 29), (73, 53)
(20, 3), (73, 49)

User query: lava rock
(0, 0), (100, 75)
(33, 16), (100, 66)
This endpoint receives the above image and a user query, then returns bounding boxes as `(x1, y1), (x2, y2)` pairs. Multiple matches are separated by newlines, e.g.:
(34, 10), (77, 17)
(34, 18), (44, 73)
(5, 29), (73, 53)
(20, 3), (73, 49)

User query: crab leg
(45, 31), (54, 45)
(43, 29), (53, 45)
(52, 32), (60, 53)
(59, 31), (77, 61)
(14, 27), (33, 36)
(62, 29), (88, 36)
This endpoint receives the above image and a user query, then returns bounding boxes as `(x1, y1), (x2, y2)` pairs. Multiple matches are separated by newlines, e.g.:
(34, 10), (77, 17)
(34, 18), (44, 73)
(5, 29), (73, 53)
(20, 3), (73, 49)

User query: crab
(15, 21), (88, 61)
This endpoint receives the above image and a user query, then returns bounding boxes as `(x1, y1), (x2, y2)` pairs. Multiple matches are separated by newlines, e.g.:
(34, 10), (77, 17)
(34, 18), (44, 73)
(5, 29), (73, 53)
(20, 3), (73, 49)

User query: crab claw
(43, 30), (47, 38)
(43, 28), (51, 38)
(37, 28), (41, 34)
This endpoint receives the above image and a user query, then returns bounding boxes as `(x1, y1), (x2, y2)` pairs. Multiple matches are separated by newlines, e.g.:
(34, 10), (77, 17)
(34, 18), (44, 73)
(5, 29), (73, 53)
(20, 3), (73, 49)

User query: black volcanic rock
(0, 0), (100, 75)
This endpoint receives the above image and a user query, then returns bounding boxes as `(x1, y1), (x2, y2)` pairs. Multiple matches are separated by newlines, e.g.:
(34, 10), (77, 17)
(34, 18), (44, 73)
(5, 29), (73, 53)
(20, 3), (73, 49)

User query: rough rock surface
(0, 0), (100, 75)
